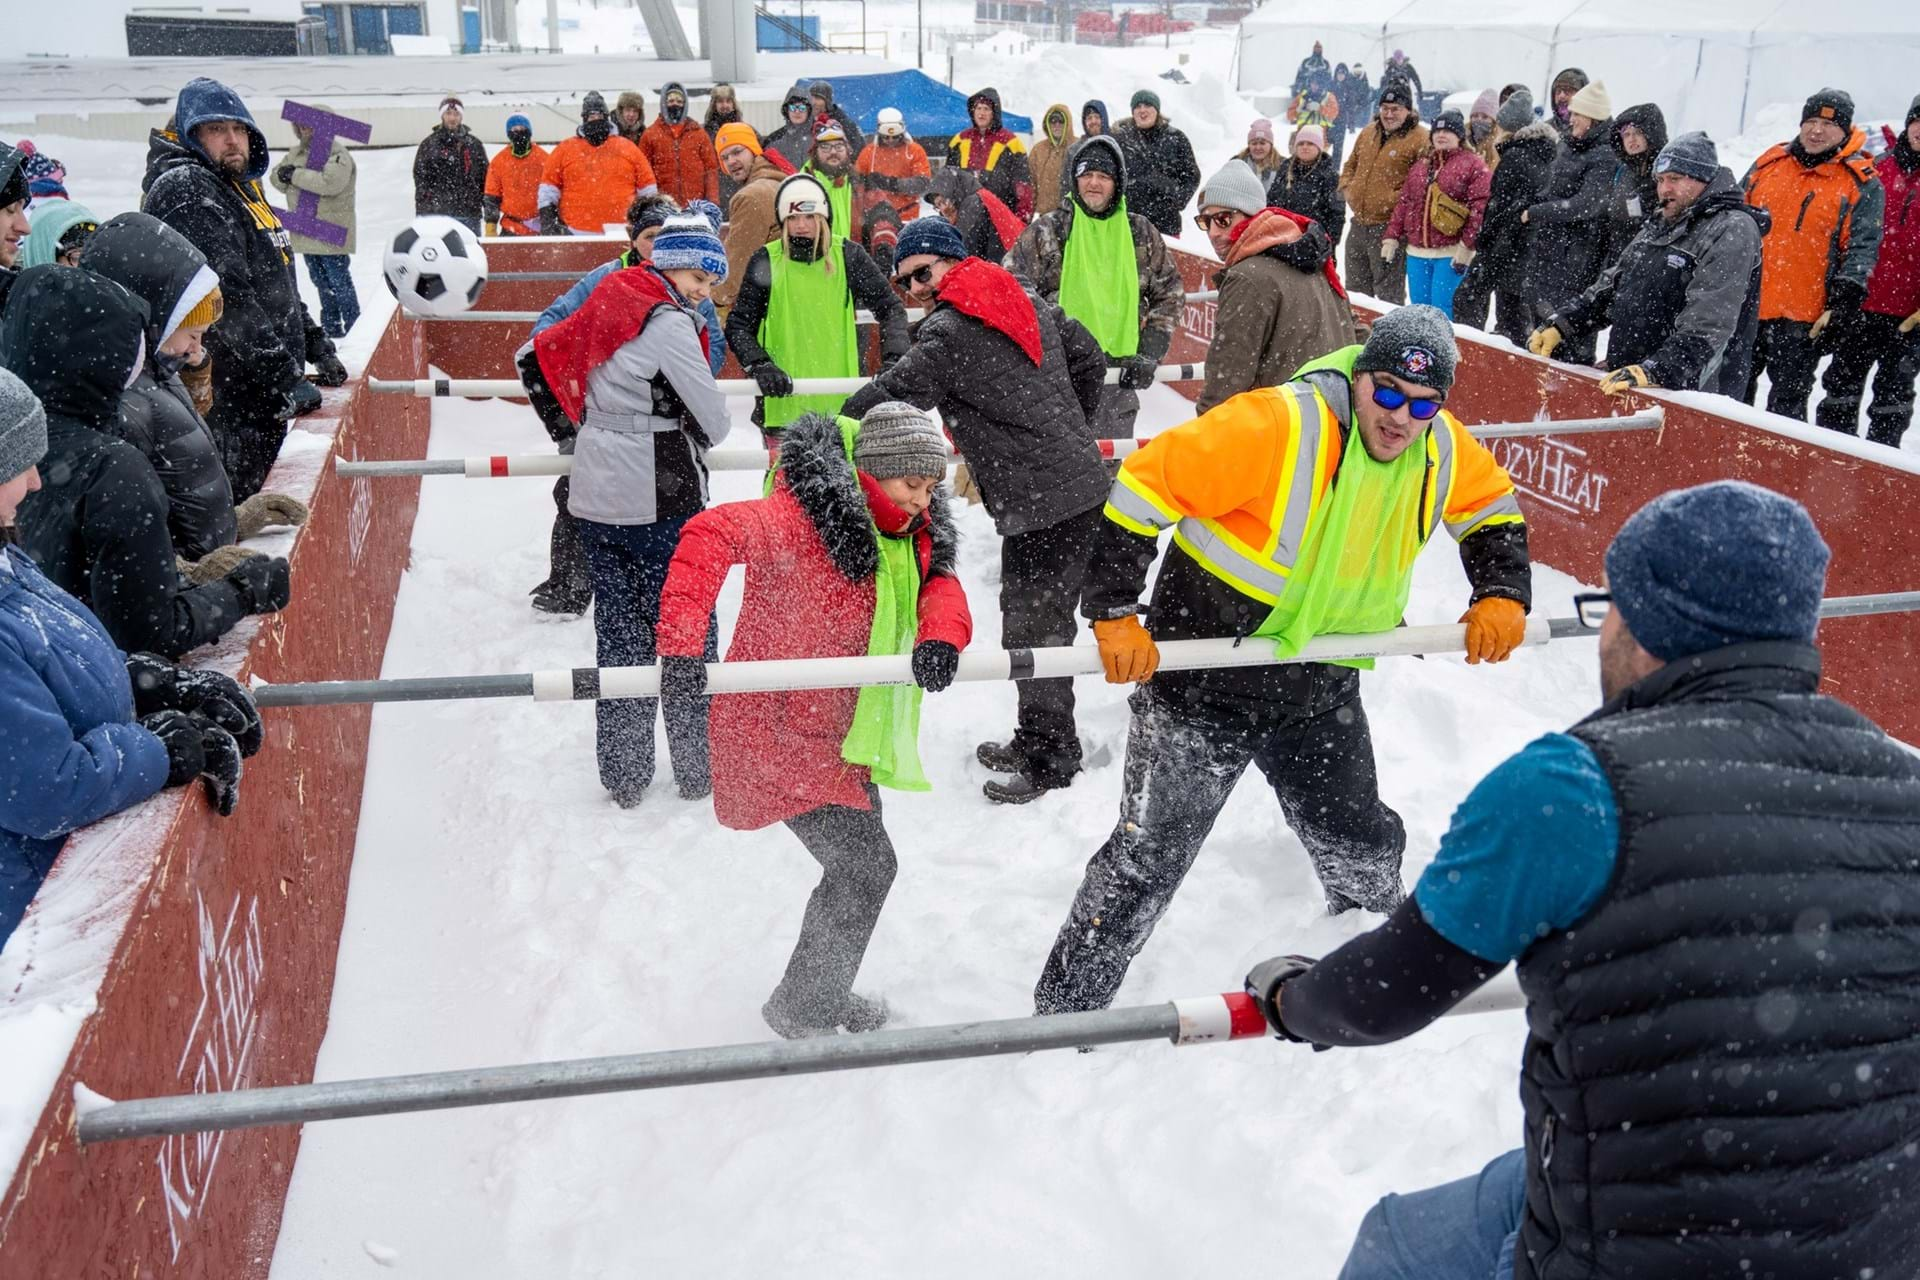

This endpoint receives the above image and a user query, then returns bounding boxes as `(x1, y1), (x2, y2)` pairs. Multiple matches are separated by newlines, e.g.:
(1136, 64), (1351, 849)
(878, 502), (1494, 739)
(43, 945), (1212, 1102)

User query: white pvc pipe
(421, 292), (1221, 325)
(367, 363), (1207, 400)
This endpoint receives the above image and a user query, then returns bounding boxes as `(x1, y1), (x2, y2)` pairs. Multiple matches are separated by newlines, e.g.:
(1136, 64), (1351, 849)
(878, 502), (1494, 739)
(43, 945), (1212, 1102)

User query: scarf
(532, 264), (705, 422)
(935, 258), (1042, 366)
(834, 417), (930, 791)
(1058, 196), (1141, 358)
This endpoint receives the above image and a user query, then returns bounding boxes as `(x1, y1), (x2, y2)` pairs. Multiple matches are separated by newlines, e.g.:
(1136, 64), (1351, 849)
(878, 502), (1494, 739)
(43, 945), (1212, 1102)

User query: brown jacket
(1029, 103), (1077, 216)
(1197, 210), (1359, 413)
(717, 155), (790, 309)
(1338, 116), (1431, 225)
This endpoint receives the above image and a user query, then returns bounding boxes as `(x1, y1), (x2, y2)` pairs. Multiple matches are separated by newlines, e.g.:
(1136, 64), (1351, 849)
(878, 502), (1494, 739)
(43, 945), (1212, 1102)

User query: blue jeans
(577, 516), (717, 801)
(1338, 1148), (1525, 1280)
(1405, 252), (1464, 319)
(303, 254), (360, 338)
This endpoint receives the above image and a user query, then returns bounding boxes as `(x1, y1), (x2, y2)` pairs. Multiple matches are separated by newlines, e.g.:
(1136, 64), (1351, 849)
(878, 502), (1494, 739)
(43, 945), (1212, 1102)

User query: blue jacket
(536, 254), (728, 376)
(0, 545), (170, 947)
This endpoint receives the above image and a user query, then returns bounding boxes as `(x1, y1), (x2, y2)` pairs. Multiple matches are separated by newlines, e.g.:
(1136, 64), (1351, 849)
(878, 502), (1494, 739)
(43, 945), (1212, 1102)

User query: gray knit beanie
(1496, 89), (1534, 134)
(852, 402), (948, 479)
(1352, 305), (1458, 395)
(1654, 132), (1719, 184)
(0, 367), (48, 486)
(1200, 160), (1267, 217)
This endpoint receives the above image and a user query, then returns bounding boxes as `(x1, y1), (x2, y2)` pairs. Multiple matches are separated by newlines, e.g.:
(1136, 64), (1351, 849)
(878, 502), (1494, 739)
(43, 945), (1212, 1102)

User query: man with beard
(538, 92), (658, 236)
(143, 77), (346, 500)
(802, 121), (858, 244)
(1532, 132), (1764, 400)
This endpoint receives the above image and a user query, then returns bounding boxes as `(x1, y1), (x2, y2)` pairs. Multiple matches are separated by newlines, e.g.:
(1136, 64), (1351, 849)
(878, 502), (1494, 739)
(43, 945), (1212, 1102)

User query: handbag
(1426, 168), (1471, 238)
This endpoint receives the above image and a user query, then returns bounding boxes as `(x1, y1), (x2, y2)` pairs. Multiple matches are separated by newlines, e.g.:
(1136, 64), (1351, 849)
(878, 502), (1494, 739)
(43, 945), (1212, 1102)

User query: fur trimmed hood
(777, 413), (957, 583)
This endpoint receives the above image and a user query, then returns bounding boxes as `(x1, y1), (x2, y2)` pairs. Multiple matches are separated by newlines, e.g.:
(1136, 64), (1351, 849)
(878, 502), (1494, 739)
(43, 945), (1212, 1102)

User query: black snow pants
(207, 388), (290, 503)
(1815, 310), (1920, 447)
(1748, 318), (1822, 421)
(1000, 505), (1103, 787)
(541, 475), (594, 604)
(1035, 676), (1407, 1015)
(768, 793), (899, 1029)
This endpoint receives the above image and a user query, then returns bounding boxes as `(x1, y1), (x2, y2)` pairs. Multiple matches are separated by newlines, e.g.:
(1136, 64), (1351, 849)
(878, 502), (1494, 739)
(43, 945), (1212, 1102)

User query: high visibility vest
(1102, 370), (1524, 606)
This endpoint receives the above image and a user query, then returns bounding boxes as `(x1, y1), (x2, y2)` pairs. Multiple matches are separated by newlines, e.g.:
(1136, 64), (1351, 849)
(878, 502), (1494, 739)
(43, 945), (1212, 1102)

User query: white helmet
(775, 173), (833, 226)
(877, 107), (907, 137)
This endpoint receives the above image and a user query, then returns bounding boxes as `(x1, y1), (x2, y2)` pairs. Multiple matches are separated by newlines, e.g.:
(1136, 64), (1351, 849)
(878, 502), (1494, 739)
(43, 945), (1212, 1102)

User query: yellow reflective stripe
(1446, 494), (1526, 540)
(1269, 384), (1325, 565)
(1108, 468), (1178, 529)
(1174, 517), (1289, 604)
(1426, 419), (1456, 542)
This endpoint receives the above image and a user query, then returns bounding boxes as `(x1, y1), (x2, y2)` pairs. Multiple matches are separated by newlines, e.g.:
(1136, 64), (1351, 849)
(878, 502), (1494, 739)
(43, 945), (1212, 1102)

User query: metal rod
(367, 364), (1206, 399)
(76, 981), (1527, 1143)
(332, 412), (1666, 481)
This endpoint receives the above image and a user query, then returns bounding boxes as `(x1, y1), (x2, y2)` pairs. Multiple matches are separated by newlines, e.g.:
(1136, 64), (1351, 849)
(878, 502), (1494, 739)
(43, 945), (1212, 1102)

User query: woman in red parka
(656, 405), (972, 1039)
(1384, 109), (1491, 319)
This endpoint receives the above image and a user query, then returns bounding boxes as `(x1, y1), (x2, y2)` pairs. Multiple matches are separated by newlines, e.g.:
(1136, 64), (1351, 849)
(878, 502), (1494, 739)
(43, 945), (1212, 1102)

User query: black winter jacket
(1603, 105), (1667, 264)
(1474, 122), (1558, 294)
(1, 268), (248, 658)
(142, 107), (310, 413)
(1265, 153), (1345, 247)
(79, 213), (238, 559)
(412, 125), (490, 220)
(1108, 118), (1201, 238)
(1516, 643), (1920, 1280)
(723, 237), (909, 427)
(1523, 121), (1618, 313)
(841, 261), (1110, 538)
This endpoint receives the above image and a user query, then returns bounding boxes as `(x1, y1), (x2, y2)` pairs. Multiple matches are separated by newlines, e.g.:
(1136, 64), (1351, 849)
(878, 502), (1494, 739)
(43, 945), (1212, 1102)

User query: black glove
(659, 655), (709, 698)
(1244, 954), (1318, 1043)
(517, 347), (577, 445)
(140, 710), (244, 816)
(1117, 354), (1159, 390)
(311, 351), (349, 388)
(750, 362), (794, 397)
(539, 206), (568, 236)
(911, 640), (959, 692)
(126, 653), (264, 757)
(226, 556), (292, 614)
(287, 380), (323, 416)
(275, 163), (297, 186)
(1827, 279), (1867, 315)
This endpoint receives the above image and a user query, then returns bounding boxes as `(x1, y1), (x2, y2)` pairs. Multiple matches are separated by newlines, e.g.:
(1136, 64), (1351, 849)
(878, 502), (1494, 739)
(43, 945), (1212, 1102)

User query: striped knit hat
(650, 215), (727, 280)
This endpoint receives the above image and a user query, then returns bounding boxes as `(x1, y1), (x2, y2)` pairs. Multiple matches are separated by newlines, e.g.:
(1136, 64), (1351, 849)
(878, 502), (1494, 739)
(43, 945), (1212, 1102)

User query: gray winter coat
(568, 303), (732, 526)
(841, 263), (1110, 537)
(268, 129), (357, 256)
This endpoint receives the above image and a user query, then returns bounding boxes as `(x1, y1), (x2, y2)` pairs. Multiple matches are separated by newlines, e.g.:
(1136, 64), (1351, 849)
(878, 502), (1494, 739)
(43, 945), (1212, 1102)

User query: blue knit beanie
(1604, 481), (1829, 661)
(894, 215), (969, 264)
(506, 113), (532, 134)
(685, 198), (723, 233)
(650, 215), (728, 280)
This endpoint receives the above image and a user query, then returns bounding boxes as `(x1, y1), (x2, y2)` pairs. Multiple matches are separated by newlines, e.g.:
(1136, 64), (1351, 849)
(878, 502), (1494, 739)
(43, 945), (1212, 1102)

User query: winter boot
(839, 992), (891, 1033)
(762, 997), (837, 1040)
(530, 579), (591, 616)
(983, 772), (1070, 805)
(975, 739), (1028, 773)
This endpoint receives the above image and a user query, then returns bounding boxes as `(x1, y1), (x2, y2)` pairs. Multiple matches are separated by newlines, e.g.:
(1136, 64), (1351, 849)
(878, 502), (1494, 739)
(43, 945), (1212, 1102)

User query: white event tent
(1236, 0), (1920, 142)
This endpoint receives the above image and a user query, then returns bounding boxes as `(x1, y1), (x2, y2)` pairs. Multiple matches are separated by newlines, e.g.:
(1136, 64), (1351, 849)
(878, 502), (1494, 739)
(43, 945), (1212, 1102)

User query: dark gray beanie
(0, 367), (48, 485)
(853, 402), (948, 479)
(1353, 305), (1458, 395)
(1496, 89), (1534, 134)
(1604, 481), (1829, 662)
(1654, 131), (1719, 183)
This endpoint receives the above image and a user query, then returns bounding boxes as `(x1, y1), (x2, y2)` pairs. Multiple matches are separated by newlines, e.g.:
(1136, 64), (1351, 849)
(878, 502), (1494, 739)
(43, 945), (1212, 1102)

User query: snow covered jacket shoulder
(142, 93), (306, 408)
(1523, 122), (1620, 311)
(1865, 132), (1920, 319)
(656, 413), (970, 831)
(2, 268), (249, 658)
(1518, 642), (1920, 1280)
(413, 125), (489, 220)
(1199, 211), (1355, 414)
(1107, 117), (1201, 238)
(270, 129), (357, 254)
(1744, 128), (1883, 324)
(1339, 116), (1430, 225)
(79, 212), (239, 559)
(1553, 167), (1765, 394)
(0, 545), (171, 947)
(841, 258), (1110, 538)
(1266, 152), (1345, 247)
(1386, 146), (1492, 251)
(1475, 122), (1558, 294)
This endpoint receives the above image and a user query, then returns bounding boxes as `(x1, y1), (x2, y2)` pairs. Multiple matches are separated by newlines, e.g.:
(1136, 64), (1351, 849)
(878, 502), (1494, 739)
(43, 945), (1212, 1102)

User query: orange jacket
(639, 117), (719, 205)
(854, 137), (931, 228)
(1744, 129), (1883, 323)
(539, 134), (658, 234)
(1105, 360), (1521, 607)
(484, 143), (548, 235)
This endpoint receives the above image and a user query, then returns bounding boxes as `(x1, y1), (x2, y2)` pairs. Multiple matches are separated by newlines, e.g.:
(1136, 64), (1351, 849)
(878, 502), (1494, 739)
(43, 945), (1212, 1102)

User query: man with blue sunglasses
(1035, 305), (1531, 1016)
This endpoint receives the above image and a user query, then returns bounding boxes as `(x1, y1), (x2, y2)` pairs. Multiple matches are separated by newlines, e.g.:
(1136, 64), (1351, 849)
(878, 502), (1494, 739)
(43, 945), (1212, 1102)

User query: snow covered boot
(975, 739), (1028, 773)
(530, 579), (591, 616)
(762, 997), (836, 1040)
(839, 992), (891, 1033)
(983, 772), (1069, 805)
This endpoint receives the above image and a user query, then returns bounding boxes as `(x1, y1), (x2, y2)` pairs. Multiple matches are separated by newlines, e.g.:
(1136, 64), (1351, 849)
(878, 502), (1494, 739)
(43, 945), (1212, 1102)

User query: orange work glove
(1460, 597), (1528, 665)
(1092, 615), (1161, 684)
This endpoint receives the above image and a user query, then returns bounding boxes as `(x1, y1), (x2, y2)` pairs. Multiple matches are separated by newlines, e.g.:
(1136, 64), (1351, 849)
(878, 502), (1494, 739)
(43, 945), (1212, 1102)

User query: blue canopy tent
(821, 70), (1033, 143)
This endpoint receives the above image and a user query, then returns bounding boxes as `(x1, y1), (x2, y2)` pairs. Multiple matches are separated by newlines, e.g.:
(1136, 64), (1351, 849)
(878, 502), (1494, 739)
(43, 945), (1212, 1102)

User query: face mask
(1469, 120), (1493, 146)
(582, 117), (612, 144)
(787, 234), (819, 264)
(155, 350), (189, 379)
(509, 130), (533, 157)
(664, 99), (686, 124)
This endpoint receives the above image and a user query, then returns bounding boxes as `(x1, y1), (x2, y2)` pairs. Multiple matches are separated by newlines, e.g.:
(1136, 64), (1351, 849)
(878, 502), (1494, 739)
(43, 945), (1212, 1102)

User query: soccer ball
(383, 216), (488, 316)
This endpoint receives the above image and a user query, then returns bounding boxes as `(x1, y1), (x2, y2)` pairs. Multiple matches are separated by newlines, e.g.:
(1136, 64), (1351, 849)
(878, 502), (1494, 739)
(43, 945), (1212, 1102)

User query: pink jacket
(1387, 147), (1492, 251)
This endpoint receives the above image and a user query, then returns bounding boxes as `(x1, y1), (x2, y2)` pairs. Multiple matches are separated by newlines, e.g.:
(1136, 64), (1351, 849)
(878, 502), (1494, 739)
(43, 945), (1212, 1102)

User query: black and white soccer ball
(382, 216), (488, 316)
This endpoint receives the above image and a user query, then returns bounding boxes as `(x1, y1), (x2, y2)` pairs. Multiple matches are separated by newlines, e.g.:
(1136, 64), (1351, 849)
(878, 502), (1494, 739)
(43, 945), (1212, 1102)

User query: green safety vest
(759, 238), (859, 430)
